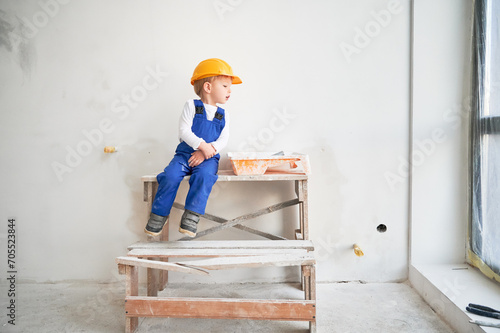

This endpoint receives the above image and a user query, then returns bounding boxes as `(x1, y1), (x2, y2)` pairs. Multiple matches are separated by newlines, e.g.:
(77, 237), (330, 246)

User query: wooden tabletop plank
(128, 240), (314, 251)
(127, 247), (310, 258)
(141, 170), (308, 183)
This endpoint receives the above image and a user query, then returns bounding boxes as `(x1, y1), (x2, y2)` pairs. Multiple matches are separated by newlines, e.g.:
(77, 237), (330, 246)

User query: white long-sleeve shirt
(178, 99), (230, 154)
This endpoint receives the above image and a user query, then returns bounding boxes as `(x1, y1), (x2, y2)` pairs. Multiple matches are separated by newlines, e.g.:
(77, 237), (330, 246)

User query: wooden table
(142, 170), (310, 242)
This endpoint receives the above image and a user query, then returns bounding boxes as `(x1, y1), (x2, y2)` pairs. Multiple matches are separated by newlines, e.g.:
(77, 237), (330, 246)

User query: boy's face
(208, 76), (233, 105)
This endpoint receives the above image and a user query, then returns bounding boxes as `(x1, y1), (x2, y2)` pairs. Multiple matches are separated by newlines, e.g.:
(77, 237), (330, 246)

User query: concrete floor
(0, 281), (455, 333)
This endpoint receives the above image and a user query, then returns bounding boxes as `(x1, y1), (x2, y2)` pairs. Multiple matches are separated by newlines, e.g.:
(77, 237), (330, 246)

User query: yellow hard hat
(190, 58), (242, 85)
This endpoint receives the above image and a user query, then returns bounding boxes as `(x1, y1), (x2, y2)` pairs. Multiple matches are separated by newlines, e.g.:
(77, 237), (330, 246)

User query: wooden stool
(116, 240), (317, 333)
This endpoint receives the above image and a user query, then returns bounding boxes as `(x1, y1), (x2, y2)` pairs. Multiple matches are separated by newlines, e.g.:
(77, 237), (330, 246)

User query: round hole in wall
(377, 224), (387, 233)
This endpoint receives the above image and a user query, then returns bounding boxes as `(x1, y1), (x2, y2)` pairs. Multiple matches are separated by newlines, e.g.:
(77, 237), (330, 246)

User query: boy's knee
(190, 167), (218, 185)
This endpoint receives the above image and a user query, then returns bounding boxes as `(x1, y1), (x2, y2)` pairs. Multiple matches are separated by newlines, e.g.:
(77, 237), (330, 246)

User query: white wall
(0, 0), (410, 283)
(411, 0), (473, 265)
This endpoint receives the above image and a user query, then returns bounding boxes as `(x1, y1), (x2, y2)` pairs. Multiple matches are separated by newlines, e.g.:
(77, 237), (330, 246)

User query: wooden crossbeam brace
(172, 202), (287, 240)
(116, 257), (209, 275)
(178, 198), (300, 240)
(125, 297), (316, 321)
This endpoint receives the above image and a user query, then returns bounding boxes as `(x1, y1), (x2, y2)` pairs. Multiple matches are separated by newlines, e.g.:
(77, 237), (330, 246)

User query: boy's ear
(203, 81), (211, 94)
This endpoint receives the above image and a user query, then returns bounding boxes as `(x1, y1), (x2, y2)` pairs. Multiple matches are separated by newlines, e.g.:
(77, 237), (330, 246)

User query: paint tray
(227, 152), (311, 176)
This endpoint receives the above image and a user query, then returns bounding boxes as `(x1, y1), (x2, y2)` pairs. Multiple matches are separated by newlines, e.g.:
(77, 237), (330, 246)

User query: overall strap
(214, 107), (225, 121)
(193, 99), (205, 115)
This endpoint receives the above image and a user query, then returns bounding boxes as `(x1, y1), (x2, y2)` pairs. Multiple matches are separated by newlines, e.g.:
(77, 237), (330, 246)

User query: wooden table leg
(296, 180), (310, 290)
(299, 180), (309, 240)
(295, 179), (309, 240)
(295, 180), (304, 240)
(159, 216), (169, 291)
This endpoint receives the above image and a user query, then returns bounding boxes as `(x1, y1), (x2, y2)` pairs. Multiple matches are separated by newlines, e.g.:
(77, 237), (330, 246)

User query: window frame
(469, 0), (500, 283)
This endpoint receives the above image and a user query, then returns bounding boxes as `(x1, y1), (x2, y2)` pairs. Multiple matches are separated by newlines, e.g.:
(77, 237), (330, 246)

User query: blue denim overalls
(151, 100), (225, 217)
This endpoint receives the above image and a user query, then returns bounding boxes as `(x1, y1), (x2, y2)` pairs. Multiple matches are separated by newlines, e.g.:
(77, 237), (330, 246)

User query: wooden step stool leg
(302, 265), (310, 300)
(126, 265), (139, 333)
(302, 265), (316, 333)
(147, 261), (158, 297)
(309, 265), (317, 333)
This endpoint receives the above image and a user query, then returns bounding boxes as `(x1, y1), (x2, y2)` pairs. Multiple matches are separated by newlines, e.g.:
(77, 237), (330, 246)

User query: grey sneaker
(144, 213), (168, 236)
(179, 210), (200, 237)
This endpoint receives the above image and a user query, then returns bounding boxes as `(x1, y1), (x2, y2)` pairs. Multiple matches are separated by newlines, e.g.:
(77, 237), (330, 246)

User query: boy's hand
(197, 141), (217, 159)
(188, 150), (205, 167)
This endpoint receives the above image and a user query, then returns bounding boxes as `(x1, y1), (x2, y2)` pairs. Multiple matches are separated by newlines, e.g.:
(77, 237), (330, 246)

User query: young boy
(144, 58), (242, 237)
